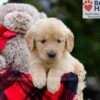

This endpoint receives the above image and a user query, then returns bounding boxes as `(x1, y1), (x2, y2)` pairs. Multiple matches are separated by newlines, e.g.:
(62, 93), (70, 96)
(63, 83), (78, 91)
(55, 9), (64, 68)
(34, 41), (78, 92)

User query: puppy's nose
(48, 51), (56, 59)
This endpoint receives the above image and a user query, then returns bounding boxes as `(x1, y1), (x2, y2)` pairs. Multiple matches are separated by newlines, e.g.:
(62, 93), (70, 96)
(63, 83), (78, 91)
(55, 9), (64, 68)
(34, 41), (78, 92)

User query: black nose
(48, 51), (56, 59)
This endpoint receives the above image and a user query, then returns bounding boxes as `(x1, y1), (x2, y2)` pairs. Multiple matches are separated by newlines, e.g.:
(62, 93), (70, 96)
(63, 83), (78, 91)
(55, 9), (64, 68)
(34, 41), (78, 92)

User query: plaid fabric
(0, 68), (78, 100)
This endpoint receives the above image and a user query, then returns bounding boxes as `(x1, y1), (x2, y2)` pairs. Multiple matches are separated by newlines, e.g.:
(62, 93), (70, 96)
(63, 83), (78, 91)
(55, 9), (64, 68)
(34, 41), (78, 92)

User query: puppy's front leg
(74, 62), (86, 100)
(47, 68), (64, 93)
(30, 65), (46, 89)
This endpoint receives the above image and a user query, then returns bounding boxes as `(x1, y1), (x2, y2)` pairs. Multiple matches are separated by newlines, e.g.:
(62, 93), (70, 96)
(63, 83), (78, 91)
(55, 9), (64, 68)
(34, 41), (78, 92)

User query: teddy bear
(0, 3), (47, 72)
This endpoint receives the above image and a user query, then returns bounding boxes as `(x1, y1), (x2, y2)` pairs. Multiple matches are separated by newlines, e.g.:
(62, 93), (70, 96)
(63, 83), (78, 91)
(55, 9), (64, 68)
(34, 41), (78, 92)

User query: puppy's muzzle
(47, 51), (56, 59)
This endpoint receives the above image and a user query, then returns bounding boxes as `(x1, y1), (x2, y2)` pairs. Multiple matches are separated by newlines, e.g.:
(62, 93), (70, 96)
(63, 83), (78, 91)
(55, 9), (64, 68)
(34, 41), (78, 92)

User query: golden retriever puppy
(25, 18), (86, 99)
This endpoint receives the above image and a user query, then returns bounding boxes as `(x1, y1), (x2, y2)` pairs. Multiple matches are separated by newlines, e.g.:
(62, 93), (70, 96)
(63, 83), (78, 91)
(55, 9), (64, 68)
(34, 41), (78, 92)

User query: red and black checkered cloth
(0, 68), (78, 100)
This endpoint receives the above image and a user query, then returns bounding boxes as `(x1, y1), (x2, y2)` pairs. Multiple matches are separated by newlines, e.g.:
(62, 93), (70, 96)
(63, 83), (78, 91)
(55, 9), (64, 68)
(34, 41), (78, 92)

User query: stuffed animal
(0, 3), (47, 72)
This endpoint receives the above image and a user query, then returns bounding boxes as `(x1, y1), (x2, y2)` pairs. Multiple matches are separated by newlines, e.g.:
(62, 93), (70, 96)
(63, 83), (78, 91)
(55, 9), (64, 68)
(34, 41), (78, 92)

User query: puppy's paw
(75, 62), (86, 80)
(32, 73), (46, 89)
(47, 76), (61, 93)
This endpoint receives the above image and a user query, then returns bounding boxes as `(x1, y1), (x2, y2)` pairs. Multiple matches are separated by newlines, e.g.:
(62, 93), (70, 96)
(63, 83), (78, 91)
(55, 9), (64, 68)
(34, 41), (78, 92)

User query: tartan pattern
(0, 68), (78, 100)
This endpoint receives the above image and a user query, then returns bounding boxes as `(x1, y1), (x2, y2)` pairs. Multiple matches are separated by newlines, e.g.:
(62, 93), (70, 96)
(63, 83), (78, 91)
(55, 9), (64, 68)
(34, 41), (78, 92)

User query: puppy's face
(35, 30), (66, 62)
(25, 18), (74, 62)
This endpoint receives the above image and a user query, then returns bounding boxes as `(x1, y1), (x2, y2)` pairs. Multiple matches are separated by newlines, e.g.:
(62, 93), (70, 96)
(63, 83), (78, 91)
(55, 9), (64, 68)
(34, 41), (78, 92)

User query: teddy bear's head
(4, 11), (33, 35)
(0, 3), (47, 35)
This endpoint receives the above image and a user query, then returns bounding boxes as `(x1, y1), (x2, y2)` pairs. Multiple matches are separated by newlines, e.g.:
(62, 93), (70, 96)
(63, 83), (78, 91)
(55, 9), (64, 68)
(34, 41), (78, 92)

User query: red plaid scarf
(0, 68), (78, 100)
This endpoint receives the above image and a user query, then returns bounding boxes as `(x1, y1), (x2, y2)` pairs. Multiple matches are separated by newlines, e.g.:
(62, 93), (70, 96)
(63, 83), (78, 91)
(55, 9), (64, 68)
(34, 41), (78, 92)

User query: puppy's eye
(40, 39), (46, 44)
(57, 39), (62, 43)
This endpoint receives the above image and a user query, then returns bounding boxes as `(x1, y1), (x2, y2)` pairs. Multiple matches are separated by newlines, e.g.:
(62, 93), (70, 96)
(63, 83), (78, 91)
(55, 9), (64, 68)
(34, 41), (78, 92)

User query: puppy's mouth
(47, 58), (56, 62)
(45, 57), (57, 64)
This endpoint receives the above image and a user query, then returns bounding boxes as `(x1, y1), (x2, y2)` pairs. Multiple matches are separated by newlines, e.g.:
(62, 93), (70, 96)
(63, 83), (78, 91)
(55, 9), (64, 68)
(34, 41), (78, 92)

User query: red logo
(83, 0), (93, 11)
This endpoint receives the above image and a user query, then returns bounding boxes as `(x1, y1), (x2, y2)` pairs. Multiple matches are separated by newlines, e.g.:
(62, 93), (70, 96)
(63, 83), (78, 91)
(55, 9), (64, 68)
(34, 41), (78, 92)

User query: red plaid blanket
(0, 68), (78, 100)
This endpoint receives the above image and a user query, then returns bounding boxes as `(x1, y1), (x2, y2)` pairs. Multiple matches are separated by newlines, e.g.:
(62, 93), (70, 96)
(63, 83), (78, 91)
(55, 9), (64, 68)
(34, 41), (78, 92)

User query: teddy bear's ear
(0, 3), (19, 24)
(65, 28), (74, 53)
(25, 27), (35, 51)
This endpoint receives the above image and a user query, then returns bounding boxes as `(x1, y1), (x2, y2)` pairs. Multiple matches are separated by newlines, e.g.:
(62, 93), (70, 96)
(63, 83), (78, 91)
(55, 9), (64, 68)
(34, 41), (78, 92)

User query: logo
(83, 0), (100, 19)
(83, 0), (93, 11)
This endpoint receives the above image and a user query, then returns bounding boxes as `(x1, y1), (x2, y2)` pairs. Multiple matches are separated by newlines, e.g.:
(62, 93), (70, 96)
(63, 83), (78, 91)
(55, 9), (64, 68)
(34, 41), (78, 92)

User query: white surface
(0, 0), (8, 6)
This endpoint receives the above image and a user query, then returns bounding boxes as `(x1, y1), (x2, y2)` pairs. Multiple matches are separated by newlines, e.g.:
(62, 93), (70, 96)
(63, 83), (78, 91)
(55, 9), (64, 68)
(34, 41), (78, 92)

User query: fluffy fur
(0, 3), (47, 72)
(0, 55), (5, 69)
(25, 18), (86, 99)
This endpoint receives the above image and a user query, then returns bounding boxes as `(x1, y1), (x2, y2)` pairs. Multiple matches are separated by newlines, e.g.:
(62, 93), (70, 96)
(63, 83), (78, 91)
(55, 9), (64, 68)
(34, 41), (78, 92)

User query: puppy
(25, 18), (86, 99)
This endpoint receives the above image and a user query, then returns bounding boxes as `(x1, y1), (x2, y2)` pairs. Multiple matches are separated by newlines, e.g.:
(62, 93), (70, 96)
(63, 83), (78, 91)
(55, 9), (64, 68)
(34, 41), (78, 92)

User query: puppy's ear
(25, 27), (35, 51)
(65, 28), (74, 53)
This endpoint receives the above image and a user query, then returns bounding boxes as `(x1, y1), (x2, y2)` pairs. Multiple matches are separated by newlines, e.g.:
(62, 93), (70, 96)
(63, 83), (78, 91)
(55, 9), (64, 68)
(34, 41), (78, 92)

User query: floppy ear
(65, 28), (74, 53)
(25, 28), (35, 51)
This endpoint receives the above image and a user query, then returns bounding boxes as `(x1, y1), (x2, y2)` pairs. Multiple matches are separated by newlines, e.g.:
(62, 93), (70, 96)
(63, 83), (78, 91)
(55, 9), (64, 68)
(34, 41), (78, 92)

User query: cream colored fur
(25, 18), (86, 100)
